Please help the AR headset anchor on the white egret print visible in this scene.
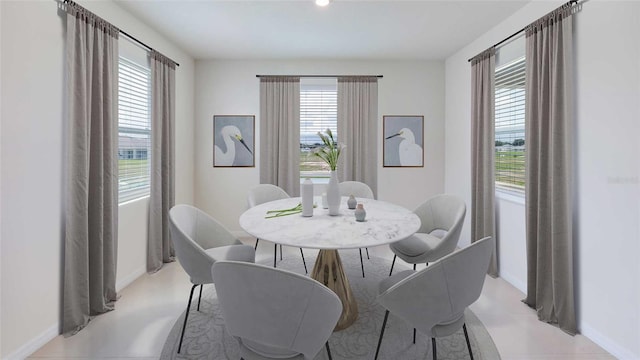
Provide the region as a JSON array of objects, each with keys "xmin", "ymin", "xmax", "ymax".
[
  {"xmin": 213, "ymin": 115, "xmax": 254, "ymax": 167},
  {"xmin": 383, "ymin": 115, "xmax": 424, "ymax": 167}
]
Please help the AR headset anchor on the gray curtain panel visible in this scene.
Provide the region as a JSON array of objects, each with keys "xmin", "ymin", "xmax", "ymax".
[
  {"xmin": 259, "ymin": 77, "xmax": 301, "ymax": 196},
  {"xmin": 147, "ymin": 51, "xmax": 176, "ymax": 273},
  {"xmin": 524, "ymin": 3, "xmax": 576, "ymax": 335},
  {"xmin": 63, "ymin": 2, "xmax": 119, "ymax": 335},
  {"xmin": 470, "ymin": 49, "xmax": 498, "ymax": 277},
  {"xmin": 337, "ymin": 77, "xmax": 379, "ymax": 198}
]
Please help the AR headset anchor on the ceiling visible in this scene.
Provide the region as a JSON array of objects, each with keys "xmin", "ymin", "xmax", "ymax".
[{"xmin": 115, "ymin": 0, "xmax": 530, "ymax": 60}]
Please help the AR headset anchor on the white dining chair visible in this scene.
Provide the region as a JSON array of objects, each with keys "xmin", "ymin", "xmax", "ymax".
[
  {"xmin": 375, "ymin": 237, "xmax": 494, "ymax": 360},
  {"xmin": 247, "ymin": 184, "xmax": 308, "ymax": 273},
  {"xmin": 388, "ymin": 194, "xmax": 466, "ymax": 276},
  {"xmin": 169, "ymin": 204, "xmax": 255, "ymax": 354},
  {"xmin": 339, "ymin": 181, "xmax": 374, "ymax": 278},
  {"xmin": 213, "ymin": 261, "xmax": 342, "ymax": 360}
]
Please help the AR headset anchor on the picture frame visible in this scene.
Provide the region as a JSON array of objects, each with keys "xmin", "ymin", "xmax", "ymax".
[
  {"xmin": 213, "ymin": 115, "xmax": 255, "ymax": 167},
  {"xmin": 383, "ymin": 115, "xmax": 424, "ymax": 167}
]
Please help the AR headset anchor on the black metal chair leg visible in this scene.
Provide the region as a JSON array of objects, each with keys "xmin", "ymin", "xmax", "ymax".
[
  {"xmin": 254, "ymin": 238, "xmax": 259, "ymax": 250},
  {"xmin": 359, "ymin": 248, "xmax": 365, "ymax": 278},
  {"xmin": 274, "ymin": 243, "xmax": 277, "ymax": 268},
  {"xmin": 178, "ymin": 284, "xmax": 198, "ymax": 354},
  {"xmin": 196, "ymin": 284, "xmax": 203, "ymax": 311},
  {"xmin": 366, "ymin": 247, "xmax": 370, "ymax": 259},
  {"xmin": 280, "ymin": 244, "xmax": 283, "ymax": 260},
  {"xmin": 325, "ymin": 341, "xmax": 333, "ymax": 360},
  {"xmin": 432, "ymin": 337, "xmax": 437, "ymax": 360},
  {"xmin": 463, "ymin": 323, "xmax": 474, "ymax": 360},
  {"xmin": 413, "ymin": 328, "xmax": 416, "ymax": 344},
  {"xmin": 413, "ymin": 263, "xmax": 417, "ymax": 271},
  {"xmin": 300, "ymin": 248, "xmax": 308, "ymax": 274},
  {"xmin": 389, "ymin": 255, "xmax": 396, "ymax": 276},
  {"xmin": 374, "ymin": 310, "xmax": 390, "ymax": 360}
]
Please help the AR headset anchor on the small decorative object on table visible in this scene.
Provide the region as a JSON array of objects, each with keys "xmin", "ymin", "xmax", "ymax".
[
  {"xmin": 301, "ymin": 178, "xmax": 314, "ymax": 217},
  {"xmin": 347, "ymin": 195, "xmax": 357, "ymax": 209},
  {"xmin": 355, "ymin": 203, "xmax": 366, "ymax": 222},
  {"xmin": 313, "ymin": 129, "xmax": 345, "ymax": 216}
]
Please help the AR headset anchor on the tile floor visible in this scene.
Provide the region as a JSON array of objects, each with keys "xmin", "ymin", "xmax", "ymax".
[{"xmin": 29, "ymin": 239, "xmax": 614, "ymax": 360}]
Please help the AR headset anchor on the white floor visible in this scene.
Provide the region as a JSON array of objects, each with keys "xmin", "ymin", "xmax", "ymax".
[{"xmin": 29, "ymin": 239, "xmax": 615, "ymax": 360}]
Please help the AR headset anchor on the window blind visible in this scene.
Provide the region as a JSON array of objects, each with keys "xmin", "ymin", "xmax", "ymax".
[
  {"xmin": 300, "ymin": 80, "xmax": 337, "ymax": 177},
  {"xmin": 495, "ymin": 56, "xmax": 526, "ymax": 191},
  {"xmin": 118, "ymin": 56, "xmax": 151, "ymax": 203}
]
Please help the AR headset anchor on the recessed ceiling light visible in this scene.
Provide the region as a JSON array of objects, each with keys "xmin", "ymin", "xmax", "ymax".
[{"xmin": 315, "ymin": 0, "xmax": 331, "ymax": 7}]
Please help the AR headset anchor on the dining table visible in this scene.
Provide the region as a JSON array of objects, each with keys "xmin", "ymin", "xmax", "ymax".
[{"xmin": 239, "ymin": 196, "xmax": 421, "ymax": 330}]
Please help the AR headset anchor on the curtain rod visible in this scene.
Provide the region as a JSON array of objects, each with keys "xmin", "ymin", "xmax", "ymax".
[
  {"xmin": 62, "ymin": 0, "xmax": 180, "ymax": 67},
  {"xmin": 467, "ymin": 0, "xmax": 578, "ymax": 62},
  {"xmin": 256, "ymin": 75, "xmax": 383, "ymax": 78}
]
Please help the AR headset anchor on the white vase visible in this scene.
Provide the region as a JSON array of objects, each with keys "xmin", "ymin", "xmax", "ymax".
[{"xmin": 326, "ymin": 170, "xmax": 341, "ymax": 216}]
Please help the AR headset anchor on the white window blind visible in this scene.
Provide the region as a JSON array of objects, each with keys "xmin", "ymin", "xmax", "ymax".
[
  {"xmin": 495, "ymin": 56, "xmax": 526, "ymax": 191},
  {"xmin": 300, "ymin": 79, "xmax": 337, "ymax": 179},
  {"xmin": 118, "ymin": 56, "xmax": 151, "ymax": 203}
]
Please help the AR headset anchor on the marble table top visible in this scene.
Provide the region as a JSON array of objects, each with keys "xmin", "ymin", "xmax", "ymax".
[{"xmin": 239, "ymin": 197, "xmax": 421, "ymax": 250}]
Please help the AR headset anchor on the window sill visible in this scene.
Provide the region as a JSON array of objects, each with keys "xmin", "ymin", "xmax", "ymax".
[
  {"xmin": 495, "ymin": 187, "xmax": 525, "ymax": 205},
  {"xmin": 119, "ymin": 195, "xmax": 150, "ymax": 207}
]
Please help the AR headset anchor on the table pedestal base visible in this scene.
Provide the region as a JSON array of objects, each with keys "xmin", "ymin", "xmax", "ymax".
[{"xmin": 310, "ymin": 249, "xmax": 358, "ymax": 331}]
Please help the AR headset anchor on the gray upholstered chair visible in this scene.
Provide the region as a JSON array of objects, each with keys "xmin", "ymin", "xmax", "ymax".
[
  {"xmin": 247, "ymin": 184, "xmax": 308, "ymax": 273},
  {"xmin": 169, "ymin": 204, "xmax": 255, "ymax": 354},
  {"xmin": 339, "ymin": 181, "xmax": 374, "ymax": 277},
  {"xmin": 374, "ymin": 237, "xmax": 495, "ymax": 360},
  {"xmin": 388, "ymin": 194, "xmax": 466, "ymax": 276},
  {"xmin": 212, "ymin": 261, "xmax": 342, "ymax": 360}
]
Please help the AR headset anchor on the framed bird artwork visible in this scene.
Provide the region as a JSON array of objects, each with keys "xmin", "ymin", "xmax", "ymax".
[
  {"xmin": 383, "ymin": 115, "xmax": 424, "ymax": 167},
  {"xmin": 213, "ymin": 115, "xmax": 255, "ymax": 167}
]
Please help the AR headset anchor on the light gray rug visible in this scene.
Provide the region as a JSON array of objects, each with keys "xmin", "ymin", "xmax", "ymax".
[{"xmin": 161, "ymin": 252, "xmax": 501, "ymax": 360}]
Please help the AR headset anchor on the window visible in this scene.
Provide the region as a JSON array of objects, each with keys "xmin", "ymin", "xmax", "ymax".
[
  {"xmin": 495, "ymin": 56, "xmax": 525, "ymax": 191},
  {"xmin": 118, "ymin": 56, "xmax": 151, "ymax": 203},
  {"xmin": 300, "ymin": 79, "xmax": 337, "ymax": 181}
]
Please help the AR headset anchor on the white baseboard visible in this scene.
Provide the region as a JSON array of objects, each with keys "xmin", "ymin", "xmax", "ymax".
[
  {"xmin": 581, "ymin": 323, "xmax": 639, "ymax": 360},
  {"xmin": 499, "ymin": 270, "xmax": 527, "ymax": 294},
  {"xmin": 116, "ymin": 266, "xmax": 146, "ymax": 292},
  {"xmin": 5, "ymin": 323, "xmax": 59, "ymax": 360}
]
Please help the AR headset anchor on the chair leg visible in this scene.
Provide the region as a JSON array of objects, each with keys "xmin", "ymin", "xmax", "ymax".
[
  {"xmin": 325, "ymin": 341, "xmax": 333, "ymax": 360},
  {"xmin": 413, "ymin": 328, "xmax": 416, "ymax": 344},
  {"xmin": 389, "ymin": 255, "xmax": 396, "ymax": 276},
  {"xmin": 254, "ymin": 238, "xmax": 259, "ymax": 250},
  {"xmin": 178, "ymin": 284, "xmax": 198, "ymax": 354},
  {"xmin": 463, "ymin": 323, "xmax": 474, "ymax": 360},
  {"xmin": 413, "ymin": 263, "xmax": 417, "ymax": 271},
  {"xmin": 431, "ymin": 338, "xmax": 437, "ymax": 360},
  {"xmin": 274, "ymin": 243, "xmax": 277, "ymax": 268},
  {"xmin": 300, "ymin": 248, "xmax": 308, "ymax": 274},
  {"xmin": 280, "ymin": 244, "xmax": 283, "ymax": 260},
  {"xmin": 196, "ymin": 284, "xmax": 203, "ymax": 311},
  {"xmin": 374, "ymin": 310, "xmax": 390, "ymax": 360},
  {"xmin": 359, "ymin": 248, "xmax": 365, "ymax": 278},
  {"xmin": 366, "ymin": 247, "xmax": 370, "ymax": 259}
]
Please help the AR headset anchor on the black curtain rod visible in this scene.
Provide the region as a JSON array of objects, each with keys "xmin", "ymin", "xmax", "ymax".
[
  {"xmin": 121, "ymin": 30, "xmax": 180, "ymax": 67},
  {"xmin": 256, "ymin": 75, "xmax": 383, "ymax": 78},
  {"xmin": 62, "ymin": 0, "xmax": 179, "ymax": 67},
  {"xmin": 467, "ymin": 0, "xmax": 578, "ymax": 62}
]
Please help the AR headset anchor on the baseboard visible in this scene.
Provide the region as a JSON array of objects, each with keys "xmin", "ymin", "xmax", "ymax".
[
  {"xmin": 116, "ymin": 265, "xmax": 146, "ymax": 292},
  {"xmin": 581, "ymin": 323, "xmax": 639, "ymax": 360},
  {"xmin": 498, "ymin": 270, "xmax": 527, "ymax": 294},
  {"xmin": 5, "ymin": 323, "xmax": 59, "ymax": 360}
]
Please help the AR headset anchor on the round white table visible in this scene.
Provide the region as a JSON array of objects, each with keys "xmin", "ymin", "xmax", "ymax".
[{"xmin": 239, "ymin": 196, "xmax": 421, "ymax": 330}]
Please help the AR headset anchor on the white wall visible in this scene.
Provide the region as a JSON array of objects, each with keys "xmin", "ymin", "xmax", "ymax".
[
  {"xmin": 445, "ymin": 1, "xmax": 640, "ymax": 358},
  {"xmin": 0, "ymin": 1, "xmax": 194, "ymax": 358},
  {"xmin": 194, "ymin": 60, "xmax": 445, "ymax": 233}
]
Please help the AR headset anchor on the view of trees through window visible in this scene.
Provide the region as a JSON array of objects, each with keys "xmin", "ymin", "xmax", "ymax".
[
  {"xmin": 300, "ymin": 79, "xmax": 337, "ymax": 180},
  {"xmin": 495, "ymin": 56, "xmax": 525, "ymax": 191}
]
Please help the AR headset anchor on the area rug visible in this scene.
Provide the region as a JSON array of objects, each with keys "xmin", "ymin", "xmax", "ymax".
[{"xmin": 160, "ymin": 252, "xmax": 501, "ymax": 360}]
